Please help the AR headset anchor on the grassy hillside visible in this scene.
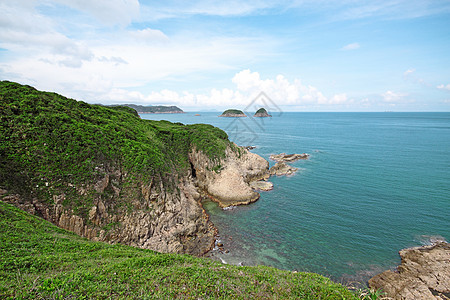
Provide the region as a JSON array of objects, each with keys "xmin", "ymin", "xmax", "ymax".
[
  {"xmin": 0, "ymin": 200, "xmax": 357, "ymax": 299},
  {"xmin": 0, "ymin": 81, "xmax": 231, "ymax": 209}
]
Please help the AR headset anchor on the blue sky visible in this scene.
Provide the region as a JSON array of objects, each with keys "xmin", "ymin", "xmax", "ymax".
[{"xmin": 1, "ymin": 1, "xmax": 450, "ymax": 111}]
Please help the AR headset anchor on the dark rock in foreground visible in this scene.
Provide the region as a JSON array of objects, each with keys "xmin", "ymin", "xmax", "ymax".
[{"xmin": 369, "ymin": 242, "xmax": 450, "ymax": 300}]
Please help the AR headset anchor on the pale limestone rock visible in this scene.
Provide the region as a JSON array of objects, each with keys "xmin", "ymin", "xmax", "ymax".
[
  {"xmin": 269, "ymin": 162, "xmax": 298, "ymax": 176},
  {"xmin": 189, "ymin": 145, "xmax": 269, "ymax": 208},
  {"xmin": 250, "ymin": 181, "xmax": 273, "ymax": 191},
  {"xmin": 369, "ymin": 242, "xmax": 450, "ymax": 300}
]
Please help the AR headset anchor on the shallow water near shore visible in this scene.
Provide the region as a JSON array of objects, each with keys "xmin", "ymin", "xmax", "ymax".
[{"xmin": 141, "ymin": 112, "xmax": 450, "ymax": 284}]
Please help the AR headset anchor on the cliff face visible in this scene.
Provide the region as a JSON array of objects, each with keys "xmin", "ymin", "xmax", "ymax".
[
  {"xmin": 1, "ymin": 143, "xmax": 270, "ymax": 255},
  {"xmin": 1, "ymin": 166, "xmax": 215, "ymax": 255},
  {"xmin": 190, "ymin": 145, "xmax": 269, "ymax": 207},
  {"xmin": 0, "ymin": 81, "xmax": 274, "ymax": 256}
]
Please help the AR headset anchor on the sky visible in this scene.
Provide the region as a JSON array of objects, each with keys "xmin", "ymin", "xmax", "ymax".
[{"xmin": 1, "ymin": 0, "xmax": 450, "ymax": 112}]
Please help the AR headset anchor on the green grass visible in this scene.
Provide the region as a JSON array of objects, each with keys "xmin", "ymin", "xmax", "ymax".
[{"xmin": 0, "ymin": 200, "xmax": 358, "ymax": 299}]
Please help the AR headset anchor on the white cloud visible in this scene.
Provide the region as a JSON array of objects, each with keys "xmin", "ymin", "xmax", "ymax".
[
  {"xmin": 0, "ymin": 1, "xmax": 94, "ymax": 68},
  {"xmin": 52, "ymin": 0, "xmax": 140, "ymax": 26},
  {"xmin": 341, "ymin": 42, "xmax": 360, "ymax": 51},
  {"xmin": 437, "ymin": 84, "xmax": 450, "ymax": 91},
  {"xmin": 404, "ymin": 68, "xmax": 415, "ymax": 76},
  {"xmin": 382, "ymin": 90, "xmax": 407, "ymax": 102},
  {"xmin": 129, "ymin": 28, "xmax": 169, "ymax": 43},
  {"xmin": 92, "ymin": 70, "xmax": 352, "ymax": 110}
]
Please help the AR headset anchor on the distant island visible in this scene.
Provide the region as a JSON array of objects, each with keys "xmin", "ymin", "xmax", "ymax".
[
  {"xmin": 254, "ymin": 108, "xmax": 271, "ymax": 117},
  {"xmin": 113, "ymin": 104, "xmax": 184, "ymax": 114},
  {"xmin": 219, "ymin": 109, "xmax": 246, "ymax": 117}
]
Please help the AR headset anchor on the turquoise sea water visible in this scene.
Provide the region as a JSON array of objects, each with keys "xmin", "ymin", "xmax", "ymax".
[{"xmin": 141, "ymin": 112, "xmax": 450, "ymax": 284}]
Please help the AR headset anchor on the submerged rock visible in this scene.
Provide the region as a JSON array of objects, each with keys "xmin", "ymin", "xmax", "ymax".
[
  {"xmin": 368, "ymin": 242, "xmax": 450, "ymax": 300},
  {"xmin": 269, "ymin": 162, "xmax": 298, "ymax": 176},
  {"xmin": 250, "ymin": 181, "xmax": 274, "ymax": 191},
  {"xmin": 270, "ymin": 153, "xmax": 309, "ymax": 162}
]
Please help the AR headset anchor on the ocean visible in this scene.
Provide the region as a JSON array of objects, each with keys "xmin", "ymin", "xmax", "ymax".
[{"xmin": 140, "ymin": 112, "xmax": 450, "ymax": 284}]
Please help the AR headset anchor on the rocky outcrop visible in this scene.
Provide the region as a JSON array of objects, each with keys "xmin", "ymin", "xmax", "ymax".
[
  {"xmin": 254, "ymin": 108, "xmax": 271, "ymax": 117},
  {"xmin": 0, "ymin": 143, "xmax": 273, "ymax": 255},
  {"xmin": 269, "ymin": 162, "xmax": 298, "ymax": 176},
  {"xmin": 368, "ymin": 242, "xmax": 450, "ymax": 300},
  {"xmin": 1, "ymin": 167, "xmax": 215, "ymax": 256},
  {"xmin": 219, "ymin": 109, "xmax": 246, "ymax": 117},
  {"xmin": 190, "ymin": 145, "xmax": 269, "ymax": 208},
  {"xmin": 249, "ymin": 181, "xmax": 273, "ymax": 191},
  {"xmin": 270, "ymin": 153, "xmax": 309, "ymax": 162}
]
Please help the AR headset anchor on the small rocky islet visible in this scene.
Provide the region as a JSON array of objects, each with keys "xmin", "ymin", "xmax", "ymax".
[
  {"xmin": 218, "ymin": 109, "xmax": 246, "ymax": 117},
  {"xmin": 218, "ymin": 107, "xmax": 272, "ymax": 117},
  {"xmin": 254, "ymin": 107, "xmax": 272, "ymax": 117}
]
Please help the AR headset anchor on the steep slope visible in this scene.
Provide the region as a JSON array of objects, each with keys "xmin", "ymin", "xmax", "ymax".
[
  {"xmin": 0, "ymin": 200, "xmax": 357, "ymax": 299},
  {"xmin": 0, "ymin": 81, "xmax": 271, "ymax": 255},
  {"xmin": 0, "ymin": 81, "xmax": 235, "ymax": 255}
]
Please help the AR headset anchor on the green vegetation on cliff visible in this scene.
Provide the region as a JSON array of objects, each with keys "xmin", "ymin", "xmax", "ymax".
[
  {"xmin": 0, "ymin": 200, "xmax": 357, "ymax": 299},
  {"xmin": 0, "ymin": 81, "xmax": 229, "ymax": 210}
]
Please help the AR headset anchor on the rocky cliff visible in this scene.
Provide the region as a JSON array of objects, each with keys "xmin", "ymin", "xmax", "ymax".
[
  {"xmin": 0, "ymin": 80, "xmax": 278, "ymax": 256},
  {"xmin": 190, "ymin": 146, "xmax": 269, "ymax": 207},
  {"xmin": 369, "ymin": 242, "xmax": 450, "ymax": 300},
  {"xmin": 0, "ymin": 143, "xmax": 270, "ymax": 256},
  {"xmin": 0, "ymin": 167, "xmax": 216, "ymax": 256}
]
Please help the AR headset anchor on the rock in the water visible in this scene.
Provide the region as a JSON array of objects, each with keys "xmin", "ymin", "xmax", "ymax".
[
  {"xmin": 253, "ymin": 108, "xmax": 271, "ymax": 117},
  {"xmin": 190, "ymin": 145, "xmax": 270, "ymax": 208},
  {"xmin": 219, "ymin": 109, "xmax": 246, "ymax": 117},
  {"xmin": 270, "ymin": 153, "xmax": 309, "ymax": 162},
  {"xmin": 250, "ymin": 181, "xmax": 273, "ymax": 191},
  {"xmin": 368, "ymin": 242, "xmax": 450, "ymax": 300},
  {"xmin": 269, "ymin": 162, "xmax": 298, "ymax": 176}
]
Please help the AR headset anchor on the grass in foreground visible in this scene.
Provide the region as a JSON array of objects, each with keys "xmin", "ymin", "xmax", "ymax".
[{"xmin": 0, "ymin": 201, "xmax": 358, "ymax": 299}]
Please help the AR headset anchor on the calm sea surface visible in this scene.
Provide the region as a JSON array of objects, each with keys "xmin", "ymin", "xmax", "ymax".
[{"xmin": 141, "ymin": 112, "xmax": 450, "ymax": 284}]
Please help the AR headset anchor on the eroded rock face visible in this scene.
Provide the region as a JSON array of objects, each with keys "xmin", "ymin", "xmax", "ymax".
[
  {"xmin": 1, "ymin": 166, "xmax": 215, "ymax": 256},
  {"xmin": 368, "ymin": 242, "xmax": 450, "ymax": 300},
  {"xmin": 190, "ymin": 145, "xmax": 270, "ymax": 208},
  {"xmin": 1, "ymin": 144, "xmax": 273, "ymax": 256}
]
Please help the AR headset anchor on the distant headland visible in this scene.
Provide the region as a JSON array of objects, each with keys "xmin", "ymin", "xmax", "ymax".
[{"xmin": 112, "ymin": 104, "xmax": 184, "ymax": 114}]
